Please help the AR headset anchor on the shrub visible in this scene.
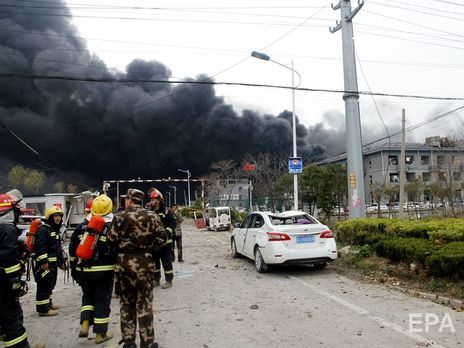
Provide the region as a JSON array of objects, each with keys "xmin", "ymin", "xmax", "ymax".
[
  {"xmin": 374, "ymin": 237, "xmax": 437, "ymax": 265},
  {"xmin": 334, "ymin": 218, "xmax": 392, "ymax": 245},
  {"xmin": 425, "ymin": 242, "xmax": 464, "ymax": 278}
]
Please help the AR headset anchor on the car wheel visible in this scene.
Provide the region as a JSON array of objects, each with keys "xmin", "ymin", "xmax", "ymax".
[
  {"xmin": 313, "ymin": 263, "xmax": 327, "ymax": 270},
  {"xmin": 231, "ymin": 238, "xmax": 240, "ymax": 258},
  {"xmin": 213, "ymin": 225, "xmax": 218, "ymax": 232},
  {"xmin": 254, "ymin": 247, "xmax": 267, "ymax": 273}
]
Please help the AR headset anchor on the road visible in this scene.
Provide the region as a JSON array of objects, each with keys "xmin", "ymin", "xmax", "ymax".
[{"xmin": 18, "ymin": 221, "xmax": 463, "ymax": 348}]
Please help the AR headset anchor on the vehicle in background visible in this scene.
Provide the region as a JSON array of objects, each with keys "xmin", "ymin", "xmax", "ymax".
[
  {"xmin": 205, "ymin": 206, "xmax": 231, "ymax": 231},
  {"xmin": 230, "ymin": 211, "xmax": 337, "ymax": 272},
  {"xmin": 17, "ymin": 214, "xmax": 45, "ymax": 243},
  {"xmin": 22, "ymin": 191, "xmax": 96, "ymax": 228}
]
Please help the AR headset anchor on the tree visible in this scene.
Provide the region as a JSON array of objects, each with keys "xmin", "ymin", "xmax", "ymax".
[
  {"xmin": 369, "ymin": 182, "xmax": 385, "ymax": 217},
  {"xmin": 53, "ymin": 181, "xmax": 65, "ymax": 193},
  {"xmin": 8, "ymin": 165, "xmax": 27, "ymax": 189},
  {"xmin": 273, "ymin": 173, "xmax": 293, "ymax": 211},
  {"xmin": 67, "ymin": 184, "xmax": 78, "ymax": 193},
  {"xmin": 383, "ymin": 184, "xmax": 399, "ymax": 215},
  {"xmin": 405, "ymin": 177, "xmax": 424, "ymax": 203},
  {"xmin": 24, "ymin": 170, "xmax": 45, "ymax": 193}
]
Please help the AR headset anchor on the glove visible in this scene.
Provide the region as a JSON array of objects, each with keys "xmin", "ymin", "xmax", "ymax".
[{"xmin": 10, "ymin": 277, "xmax": 28, "ymax": 297}]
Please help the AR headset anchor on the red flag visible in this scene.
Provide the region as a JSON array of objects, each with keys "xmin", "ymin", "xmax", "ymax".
[{"xmin": 244, "ymin": 163, "xmax": 256, "ymax": 172}]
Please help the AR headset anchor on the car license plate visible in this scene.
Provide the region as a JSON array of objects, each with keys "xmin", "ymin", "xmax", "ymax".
[{"xmin": 296, "ymin": 235, "xmax": 315, "ymax": 244}]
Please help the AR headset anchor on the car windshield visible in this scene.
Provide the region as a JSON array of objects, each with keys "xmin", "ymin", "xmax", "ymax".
[
  {"xmin": 269, "ymin": 213, "xmax": 317, "ymax": 226},
  {"xmin": 217, "ymin": 208, "xmax": 229, "ymax": 215}
]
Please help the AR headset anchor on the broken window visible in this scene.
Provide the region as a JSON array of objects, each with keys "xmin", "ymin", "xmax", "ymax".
[
  {"xmin": 421, "ymin": 156, "xmax": 429, "ymax": 165},
  {"xmin": 422, "ymin": 172, "xmax": 431, "ymax": 182},
  {"xmin": 390, "ymin": 173, "xmax": 399, "ymax": 183},
  {"xmin": 388, "ymin": 156, "xmax": 398, "ymax": 165},
  {"xmin": 405, "ymin": 156, "xmax": 414, "ymax": 165}
]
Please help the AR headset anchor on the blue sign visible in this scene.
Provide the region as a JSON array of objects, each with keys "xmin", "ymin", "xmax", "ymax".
[{"xmin": 288, "ymin": 157, "xmax": 303, "ymax": 173}]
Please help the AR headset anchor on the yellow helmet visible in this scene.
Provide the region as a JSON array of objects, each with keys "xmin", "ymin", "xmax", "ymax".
[
  {"xmin": 91, "ymin": 194, "xmax": 113, "ymax": 216},
  {"xmin": 45, "ymin": 206, "xmax": 63, "ymax": 219}
]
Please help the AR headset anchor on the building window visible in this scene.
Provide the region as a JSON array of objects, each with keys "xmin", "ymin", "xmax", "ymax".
[
  {"xmin": 421, "ymin": 156, "xmax": 430, "ymax": 165},
  {"xmin": 454, "ymin": 172, "xmax": 461, "ymax": 181},
  {"xmin": 438, "ymin": 172, "xmax": 446, "ymax": 180},
  {"xmin": 388, "ymin": 156, "xmax": 398, "ymax": 165},
  {"xmin": 422, "ymin": 172, "xmax": 431, "ymax": 182},
  {"xmin": 368, "ymin": 160, "xmax": 372, "ymax": 166},
  {"xmin": 437, "ymin": 155, "xmax": 445, "ymax": 165},
  {"xmin": 390, "ymin": 173, "xmax": 399, "ymax": 183},
  {"xmin": 406, "ymin": 173, "xmax": 416, "ymax": 182},
  {"xmin": 405, "ymin": 156, "xmax": 414, "ymax": 165}
]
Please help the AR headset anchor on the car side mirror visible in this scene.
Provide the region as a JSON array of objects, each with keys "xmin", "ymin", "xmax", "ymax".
[{"xmin": 234, "ymin": 223, "xmax": 241, "ymax": 228}]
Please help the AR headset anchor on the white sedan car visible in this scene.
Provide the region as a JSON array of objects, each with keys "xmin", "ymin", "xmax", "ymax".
[{"xmin": 230, "ymin": 211, "xmax": 337, "ymax": 272}]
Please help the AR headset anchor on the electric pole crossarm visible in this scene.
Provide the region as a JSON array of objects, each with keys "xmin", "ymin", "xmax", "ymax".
[
  {"xmin": 329, "ymin": 20, "xmax": 341, "ymax": 33},
  {"xmin": 331, "ymin": 2, "xmax": 340, "ymax": 10},
  {"xmin": 346, "ymin": 0, "xmax": 364, "ymax": 22}
]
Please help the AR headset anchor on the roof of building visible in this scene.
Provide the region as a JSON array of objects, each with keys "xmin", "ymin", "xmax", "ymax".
[{"xmin": 318, "ymin": 141, "xmax": 464, "ymax": 165}]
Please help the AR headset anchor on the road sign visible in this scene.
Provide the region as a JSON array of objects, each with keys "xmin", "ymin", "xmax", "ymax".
[{"xmin": 288, "ymin": 157, "xmax": 302, "ymax": 174}]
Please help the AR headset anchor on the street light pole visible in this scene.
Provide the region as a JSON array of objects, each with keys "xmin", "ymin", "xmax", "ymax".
[
  {"xmin": 251, "ymin": 51, "xmax": 301, "ymax": 211},
  {"xmin": 178, "ymin": 168, "xmax": 191, "ymax": 207},
  {"xmin": 169, "ymin": 185, "xmax": 177, "ymax": 205},
  {"xmin": 165, "ymin": 191, "xmax": 171, "ymax": 208}
]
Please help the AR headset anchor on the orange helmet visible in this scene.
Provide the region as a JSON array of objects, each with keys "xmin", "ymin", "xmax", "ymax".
[
  {"xmin": 150, "ymin": 189, "xmax": 163, "ymax": 201},
  {"xmin": 85, "ymin": 198, "xmax": 94, "ymax": 213}
]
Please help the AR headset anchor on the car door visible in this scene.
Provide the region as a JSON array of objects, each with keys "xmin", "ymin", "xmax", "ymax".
[
  {"xmin": 243, "ymin": 214, "xmax": 265, "ymax": 258},
  {"xmin": 235, "ymin": 215, "xmax": 253, "ymax": 252}
]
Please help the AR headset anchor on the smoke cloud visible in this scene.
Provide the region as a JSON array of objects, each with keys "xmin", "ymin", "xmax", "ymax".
[{"xmin": 0, "ymin": 0, "xmax": 329, "ymax": 189}]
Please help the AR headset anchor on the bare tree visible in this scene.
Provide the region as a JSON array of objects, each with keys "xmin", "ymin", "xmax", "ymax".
[
  {"xmin": 8, "ymin": 164, "xmax": 27, "ymax": 189},
  {"xmin": 243, "ymin": 153, "xmax": 287, "ymax": 211}
]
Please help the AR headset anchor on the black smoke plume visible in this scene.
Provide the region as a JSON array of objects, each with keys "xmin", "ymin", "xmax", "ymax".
[{"xmin": 0, "ymin": 0, "xmax": 328, "ymax": 189}]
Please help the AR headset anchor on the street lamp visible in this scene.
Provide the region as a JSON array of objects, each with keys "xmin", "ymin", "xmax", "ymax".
[
  {"xmin": 169, "ymin": 185, "xmax": 177, "ymax": 205},
  {"xmin": 251, "ymin": 51, "xmax": 301, "ymax": 211},
  {"xmin": 165, "ymin": 191, "xmax": 171, "ymax": 208},
  {"xmin": 177, "ymin": 168, "xmax": 191, "ymax": 207}
]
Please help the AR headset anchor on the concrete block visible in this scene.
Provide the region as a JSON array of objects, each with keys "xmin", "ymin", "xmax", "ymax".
[{"xmin": 417, "ymin": 292, "xmax": 437, "ymax": 301}]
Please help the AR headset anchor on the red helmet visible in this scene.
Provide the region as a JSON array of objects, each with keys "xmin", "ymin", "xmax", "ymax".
[
  {"xmin": 150, "ymin": 189, "xmax": 163, "ymax": 201},
  {"xmin": 85, "ymin": 198, "xmax": 94, "ymax": 213},
  {"xmin": 0, "ymin": 194, "xmax": 18, "ymax": 213}
]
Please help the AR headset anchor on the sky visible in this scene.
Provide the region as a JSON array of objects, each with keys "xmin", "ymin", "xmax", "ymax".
[{"xmin": 65, "ymin": 0, "xmax": 464, "ymax": 145}]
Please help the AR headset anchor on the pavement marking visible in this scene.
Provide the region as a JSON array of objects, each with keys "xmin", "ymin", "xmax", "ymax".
[{"xmin": 290, "ymin": 276, "xmax": 447, "ymax": 348}]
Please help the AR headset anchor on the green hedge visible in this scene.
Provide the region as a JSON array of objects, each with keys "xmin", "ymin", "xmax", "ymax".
[
  {"xmin": 335, "ymin": 218, "xmax": 464, "ymax": 278},
  {"xmin": 335, "ymin": 218, "xmax": 464, "ymax": 244}
]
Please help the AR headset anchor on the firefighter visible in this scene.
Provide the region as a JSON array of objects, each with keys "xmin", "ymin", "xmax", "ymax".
[
  {"xmin": 34, "ymin": 206, "xmax": 64, "ymax": 316},
  {"xmin": 108, "ymin": 189, "xmax": 166, "ymax": 348},
  {"xmin": 69, "ymin": 194, "xmax": 115, "ymax": 344},
  {"xmin": 0, "ymin": 190, "xmax": 46, "ymax": 348},
  {"xmin": 170, "ymin": 204, "xmax": 184, "ymax": 262},
  {"xmin": 149, "ymin": 189, "xmax": 176, "ymax": 289}
]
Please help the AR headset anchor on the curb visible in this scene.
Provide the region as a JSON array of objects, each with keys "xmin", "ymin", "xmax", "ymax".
[{"xmin": 388, "ymin": 286, "xmax": 464, "ymax": 311}]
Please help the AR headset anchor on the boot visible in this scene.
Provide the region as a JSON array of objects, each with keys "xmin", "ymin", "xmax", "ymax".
[
  {"xmin": 161, "ymin": 281, "xmax": 172, "ymax": 289},
  {"xmin": 51, "ymin": 304, "xmax": 60, "ymax": 310},
  {"xmin": 154, "ymin": 279, "xmax": 160, "ymax": 287},
  {"xmin": 78, "ymin": 320, "xmax": 89, "ymax": 338},
  {"xmin": 95, "ymin": 332, "xmax": 113, "ymax": 344},
  {"xmin": 152, "ymin": 343, "xmax": 159, "ymax": 348},
  {"xmin": 38, "ymin": 309, "xmax": 59, "ymax": 317}
]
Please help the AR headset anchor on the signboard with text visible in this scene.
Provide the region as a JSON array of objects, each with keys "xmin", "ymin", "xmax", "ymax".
[{"xmin": 288, "ymin": 157, "xmax": 303, "ymax": 174}]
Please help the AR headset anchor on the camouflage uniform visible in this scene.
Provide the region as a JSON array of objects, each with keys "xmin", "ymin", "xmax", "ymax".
[{"xmin": 108, "ymin": 190, "xmax": 166, "ymax": 348}]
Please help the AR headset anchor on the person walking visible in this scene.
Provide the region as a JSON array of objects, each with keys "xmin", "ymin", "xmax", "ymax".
[
  {"xmin": 34, "ymin": 205, "xmax": 64, "ymax": 316},
  {"xmin": 108, "ymin": 189, "xmax": 166, "ymax": 348},
  {"xmin": 170, "ymin": 204, "xmax": 184, "ymax": 262},
  {"xmin": 69, "ymin": 194, "xmax": 115, "ymax": 344},
  {"xmin": 148, "ymin": 189, "xmax": 175, "ymax": 289}
]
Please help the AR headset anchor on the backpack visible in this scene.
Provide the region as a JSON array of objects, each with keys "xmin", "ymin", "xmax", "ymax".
[{"xmin": 26, "ymin": 219, "xmax": 42, "ymax": 253}]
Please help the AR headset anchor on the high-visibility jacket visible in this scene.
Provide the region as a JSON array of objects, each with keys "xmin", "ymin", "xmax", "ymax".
[
  {"xmin": 0, "ymin": 223, "xmax": 22, "ymax": 285},
  {"xmin": 34, "ymin": 222, "xmax": 61, "ymax": 268},
  {"xmin": 69, "ymin": 221, "xmax": 116, "ymax": 278}
]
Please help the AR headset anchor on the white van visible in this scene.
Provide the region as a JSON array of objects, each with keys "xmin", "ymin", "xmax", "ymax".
[{"xmin": 205, "ymin": 207, "xmax": 231, "ymax": 231}]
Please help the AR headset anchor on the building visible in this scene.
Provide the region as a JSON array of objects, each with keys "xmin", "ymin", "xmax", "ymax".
[
  {"xmin": 320, "ymin": 136, "xmax": 464, "ymax": 204},
  {"xmin": 207, "ymin": 179, "xmax": 251, "ymax": 211}
]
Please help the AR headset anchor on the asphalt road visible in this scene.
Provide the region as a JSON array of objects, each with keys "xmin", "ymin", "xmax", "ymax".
[{"xmin": 18, "ymin": 221, "xmax": 463, "ymax": 348}]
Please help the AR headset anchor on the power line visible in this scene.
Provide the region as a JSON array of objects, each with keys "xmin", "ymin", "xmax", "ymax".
[
  {"xmin": 429, "ymin": 0, "xmax": 464, "ymax": 7},
  {"xmin": 370, "ymin": 1, "xmax": 464, "ymax": 22},
  {"xmin": 364, "ymin": 9, "xmax": 464, "ymax": 39},
  {"xmin": 0, "ymin": 73, "xmax": 462, "ymax": 101},
  {"xmin": 382, "ymin": 0, "xmax": 464, "ymax": 16}
]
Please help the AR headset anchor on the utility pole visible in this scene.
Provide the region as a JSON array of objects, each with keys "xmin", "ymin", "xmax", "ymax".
[
  {"xmin": 330, "ymin": 0, "xmax": 366, "ymax": 219},
  {"xmin": 399, "ymin": 109, "xmax": 406, "ymax": 219}
]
